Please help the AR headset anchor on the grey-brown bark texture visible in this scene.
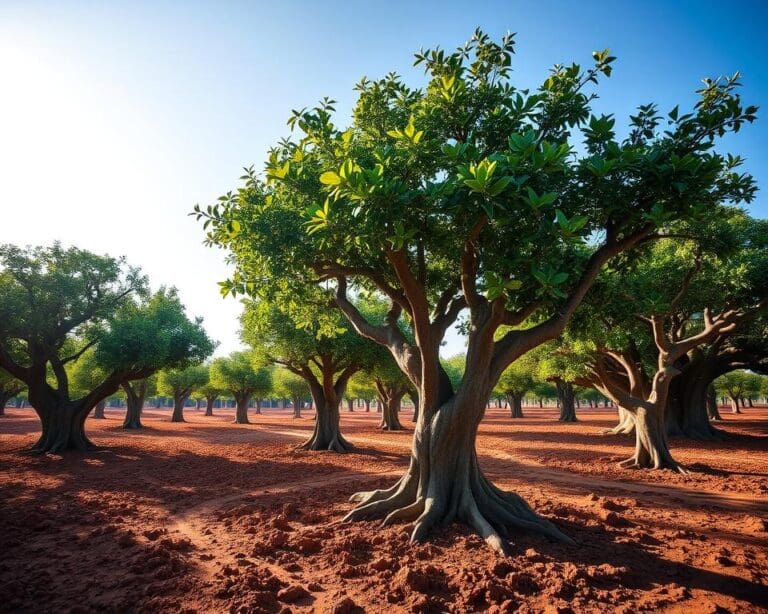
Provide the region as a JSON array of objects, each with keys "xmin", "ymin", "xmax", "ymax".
[
  {"xmin": 555, "ymin": 380, "xmax": 577, "ymax": 422},
  {"xmin": 233, "ymin": 394, "xmax": 251, "ymax": 424},
  {"xmin": 92, "ymin": 400, "xmax": 106, "ymax": 419},
  {"xmin": 507, "ymin": 393, "xmax": 524, "ymax": 418}
]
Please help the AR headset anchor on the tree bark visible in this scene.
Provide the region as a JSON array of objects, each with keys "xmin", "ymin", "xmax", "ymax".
[
  {"xmin": 556, "ymin": 380, "xmax": 577, "ymax": 422},
  {"xmin": 254, "ymin": 399, "xmax": 262, "ymax": 414},
  {"xmin": 364, "ymin": 399, "xmax": 370, "ymax": 412},
  {"xmin": 0, "ymin": 392, "xmax": 10, "ymax": 417},
  {"xmin": 377, "ymin": 384, "xmax": 404, "ymax": 431},
  {"xmin": 347, "ymin": 398, "xmax": 355, "ymax": 412},
  {"xmin": 122, "ymin": 381, "xmax": 147, "ymax": 429},
  {"xmin": 664, "ymin": 359, "xmax": 726, "ymax": 440},
  {"xmin": 507, "ymin": 393, "xmax": 524, "ymax": 418},
  {"xmin": 292, "ymin": 396, "xmax": 302, "ymax": 418},
  {"xmin": 706, "ymin": 385, "xmax": 722, "ymax": 421},
  {"xmin": 29, "ymin": 387, "xmax": 96, "ymax": 453},
  {"xmin": 299, "ymin": 363, "xmax": 355, "ymax": 452},
  {"xmin": 92, "ymin": 400, "xmax": 106, "ymax": 419},
  {"xmin": 730, "ymin": 396, "xmax": 741, "ymax": 414},
  {"xmin": 170, "ymin": 394, "xmax": 188, "ymax": 422},
  {"xmin": 205, "ymin": 396, "xmax": 215, "ymax": 416},
  {"xmin": 233, "ymin": 394, "xmax": 251, "ymax": 424},
  {"xmin": 621, "ymin": 405, "xmax": 684, "ymax": 472},
  {"xmin": 600, "ymin": 406, "xmax": 635, "ymax": 435}
]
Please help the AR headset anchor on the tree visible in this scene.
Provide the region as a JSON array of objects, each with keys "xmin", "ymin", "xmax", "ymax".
[
  {"xmin": 0, "ymin": 370, "xmax": 24, "ymax": 417},
  {"xmin": 157, "ymin": 365, "xmax": 210, "ymax": 423},
  {"xmin": 495, "ymin": 352, "xmax": 536, "ymax": 418},
  {"xmin": 122, "ymin": 376, "xmax": 157, "ymax": 429},
  {"xmin": 196, "ymin": 31, "xmax": 756, "ymax": 553},
  {"xmin": 210, "ymin": 351, "xmax": 272, "ymax": 424},
  {"xmin": 242, "ymin": 299, "xmax": 373, "ymax": 451},
  {"xmin": 195, "ymin": 374, "xmax": 224, "ymax": 417},
  {"xmin": 273, "ymin": 368, "xmax": 309, "ymax": 418},
  {"xmin": 0, "ymin": 244, "xmax": 152, "ymax": 452},
  {"xmin": 347, "ymin": 372, "xmax": 377, "ymax": 413}
]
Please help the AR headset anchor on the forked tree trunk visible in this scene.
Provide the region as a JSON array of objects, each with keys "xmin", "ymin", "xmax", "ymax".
[
  {"xmin": 601, "ymin": 406, "xmax": 635, "ymax": 435},
  {"xmin": 378, "ymin": 389, "xmax": 404, "ymax": 430},
  {"xmin": 233, "ymin": 394, "xmax": 251, "ymax": 424},
  {"xmin": 730, "ymin": 397, "xmax": 741, "ymax": 414},
  {"xmin": 92, "ymin": 400, "xmax": 106, "ymax": 419},
  {"xmin": 621, "ymin": 405, "xmax": 685, "ymax": 473},
  {"xmin": 292, "ymin": 396, "xmax": 302, "ymax": 418},
  {"xmin": 205, "ymin": 396, "xmax": 215, "ymax": 416},
  {"xmin": 299, "ymin": 365, "xmax": 355, "ymax": 452},
  {"xmin": 507, "ymin": 393, "xmax": 524, "ymax": 418},
  {"xmin": 556, "ymin": 380, "xmax": 577, "ymax": 422},
  {"xmin": 122, "ymin": 381, "xmax": 147, "ymax": 429},
  {"xmin": 170, "ymin": 394, "xmax": 188, "ymax": 423}
]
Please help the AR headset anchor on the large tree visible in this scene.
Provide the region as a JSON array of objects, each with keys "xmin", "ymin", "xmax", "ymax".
[
  {"xmin": 210, "ymin": 351, "xmax": 272, "ymax": 424},
  {"xmin": 196, "ymin": 32, "xmax": 756, "ymax": 552}
]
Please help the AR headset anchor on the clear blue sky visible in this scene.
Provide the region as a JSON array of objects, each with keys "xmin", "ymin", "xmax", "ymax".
[{"xmin": 1, "ymin": 0, "xmax": 766, "ymax": 356}]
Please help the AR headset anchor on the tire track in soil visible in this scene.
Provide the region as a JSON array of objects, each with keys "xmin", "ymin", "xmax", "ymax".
[{"xmin": 169, "ymin": 469, "xmax": 401, "ymax": 583}]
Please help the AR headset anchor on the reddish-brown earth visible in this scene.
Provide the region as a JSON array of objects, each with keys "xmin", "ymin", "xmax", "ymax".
[{"xmin": 1, "ymin": 404, "xmax": 766, "ymax": 613}]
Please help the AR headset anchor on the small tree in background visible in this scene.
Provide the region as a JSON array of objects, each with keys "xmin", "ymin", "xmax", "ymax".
[
  {"xmin": 210, "ymin": 351, "xmax": 272, "ymax": 424},
  {"xmin": 273, "ymin": 368, "xmax": 309, "ymax": 418},
  {"xmin": 158, "ymin": 365, "xmax": 210, "ymax": 423},
  {"xmin": 0, "ymin": 370, "xmax": 24, "ymax": 417}
]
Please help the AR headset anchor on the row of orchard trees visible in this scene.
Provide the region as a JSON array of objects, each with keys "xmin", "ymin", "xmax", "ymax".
[{"xmin": 194, "ymin": 30, "xmax": 765, "ymax": 553}]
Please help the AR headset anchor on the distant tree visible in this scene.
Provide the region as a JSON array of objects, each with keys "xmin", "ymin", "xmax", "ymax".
[
  {"xmin": 347, "ymin": 372, "xmax": 377, "ymax": 413},
  {"xmin": 122, "ymin": 376, "xmax": 157, "ymax": 429},
  {"xmin": 157, "ymin": 365, "xmax": 210, "ymax": 423},
  {"xmin": 495, "ymin": 352, "xmax": 536, "ymax": 418},
  {"xmin": 210, "ymin": 351, "xmax": 272, "ymax": 424},
  {"xmin": 195, "ymin": 372, "xmax": 224, "ymax": 417},
  {"xmin": 0, "ymin": 370, "xmax": 24, "ymax": 417},
  {"xmin": 273, "ymin": 368, "xmax": 310, "ymax": 418},
  {"xmin": 243, "ymin": 299, "xmax": 375, "ymax": 451}
]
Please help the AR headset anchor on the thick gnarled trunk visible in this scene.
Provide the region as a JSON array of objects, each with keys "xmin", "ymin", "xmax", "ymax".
[
  {"xmin": 621, "ymin": 405, "xmax": 685, "ymax": 473},
  {"xmin": 30, "ymin": 395, "xmax": 96, "ymax": 453},
  {"xmin": 170, "ymin": 394, "xmax": 188, "ymax": 422},
  {"xmin": 507, "ymin": 393, "xmax": 523, "ymax": 418},
  {"xmin": 233, "ymin": 395, "xmax": 251, "ymax": 424},
  {"xmin": 665, "ymin": 361, "xmax": 726, "ymax": 440},
  {"xmin": 300, "ymin": 365, "xmax": 354, "ymax": 452},
  {"xmin": 123, "ymin": 381, "xmax": 147, "ymax": 429}
]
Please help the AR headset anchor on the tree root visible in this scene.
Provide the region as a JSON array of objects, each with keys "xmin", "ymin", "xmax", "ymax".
[
  {"xmin": 618, "ymin": 455, "xmax": 690, "ymax": 475},
  {"xmin": 343, "ymin": 459, "xmax": 575, "ymax": 555},
  {"xmin": 299, "ymin": 432, "xmax": 354, "ymax": 453}
]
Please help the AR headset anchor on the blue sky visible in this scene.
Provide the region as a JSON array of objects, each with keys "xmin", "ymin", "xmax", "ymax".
[{"xmin": 1, "ymin": 0, "xmax": 766, "ymax": 356}]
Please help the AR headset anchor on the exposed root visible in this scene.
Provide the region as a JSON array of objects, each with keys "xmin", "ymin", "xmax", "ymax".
[
  {"xmin": 299, "ymin": 432, "xmax": 354, "ymax": 453},
  {"xmin": 619, "ymin": 455, "xmax": 690, "ymax": 475}
]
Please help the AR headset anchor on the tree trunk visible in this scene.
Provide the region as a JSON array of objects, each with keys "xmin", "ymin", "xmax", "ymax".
[
  {"xmin": 29, "ymin": 390, "xmax": 96, "ymax": 453},
  {"xmin": 254, "ymin": 399, "xmax": 262, "ymax": 414},
  {"xmin": 538, "ymin": 398, "xmax": 543, "ymax": 408},
  {"xmin": 507, "ymin": 393, "xmax": 524, "ymax": 418},
  {"xmin": 730, "ymin": 397, "xmax": 741, "ymax": 414},
  {"xmin": 0, "ymin": 392, "xmax": 10, "ymax": 417},
  {"xmin": 234, "ymin": 395, "xmax": 251, "ymax": 424},
  {"xmin": 345, "ymin": 382, "xmax": 572, "ymax": 555},
  {"xmin": 600, "ymin": 406, "xmax": 635, "ymax": 435},
  {"xmin": 706, "ymin": 385, "xmax": 722, "ymax": 421},
  {"xmin": 410, "ymin": 392, "xmax": 419, "ymax": 423},
  {"xmin": 364, "ymin": 399, "xmax": 370, "ymax": 412},
  {"xmin": 170, "ymin": 394, "xmax": 188, "ymax": 422},
  {"xmin": 92, "ymin": 400, "xmax": 106, "ymax": 419},
  {"xmin": 556, "ymin": 381, "xmax": 577, "ymax": 422},
  {"xmin": 347, "ymin": 398, "xmax": 355, "ymax": 412},
  {"xmin": 621, "ymin": 405, "xmax": 685, "ymax": 473},
  {"xmin": 665, "ymin": 362, "xmax": 726, "ymax": 440},
  {"xmin": 122, "ymin": 381, "xmax": 146, "ymax": 429},
  {"xmin": 378, "ymin": 392, "xmax": 404, "ymax": 431},
  {"xmin": 292, "ymin": 396, "xmax": 302, "ymax": 418},
  {"xmin": 302, "ymin": 396, "xmax": 351, "ymax": 451},
  {"xmin": 205, "ymin": 396, "xmax": 215, "ymax": 416}
]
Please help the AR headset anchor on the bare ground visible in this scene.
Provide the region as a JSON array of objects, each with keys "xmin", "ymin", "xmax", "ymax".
[{"xmin": 1, "ymin": 404, "xmax": 766, "ymax": 613}]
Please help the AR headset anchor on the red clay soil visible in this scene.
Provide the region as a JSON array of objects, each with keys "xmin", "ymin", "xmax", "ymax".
[{"xmin": 1, "ymin": 404, "xmax": 766, "ymax": 613}]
